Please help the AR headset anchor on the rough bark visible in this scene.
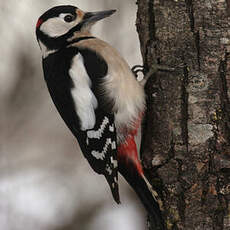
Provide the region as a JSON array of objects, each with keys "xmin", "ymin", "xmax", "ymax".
[{"xmin": 136, "ymin": 0, "xmax": 230, "ymax": 229}]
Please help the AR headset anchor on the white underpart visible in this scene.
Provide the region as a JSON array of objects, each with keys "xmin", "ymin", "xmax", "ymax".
[
  {"xmin": 92, "ymin": 40, "xmax": 145, "ymax": 136},
  {"xmin": 91, "ymin": 138, "xmax": 112, "ymax": 160},
  {"xmin": 105, "ymin": 69, "xmax": 145, "ymax": 130},
  {"xmin": 40, "ymin": 14, "xmax": 78, "ymax": 38},
  {"xmin": 38, "ymin": 41, "xmax": 57, "ymax": 58},
  {"xmin": 87, "ymin": 117, "xmax": 109, "ymax": 139},
  {"xmin": 69, "ymin": 54, "xmax": 98, "ymax": 130},
  {"xmin": 104, "ymin": 68, "xmax": 145, "ymax": 142},
  {"xmin": 71, "ymin": 39, "xmax": 146, "ymax": 141}
]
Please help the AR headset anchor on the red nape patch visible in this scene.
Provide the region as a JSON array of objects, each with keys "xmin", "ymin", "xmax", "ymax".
[
  {"xmin": 36, "ymin": 19, "xmax": 43, "ymax": 28},
  {"xmin": 118, "ymin": 135, "xmax": 143, "ymax": 175}
]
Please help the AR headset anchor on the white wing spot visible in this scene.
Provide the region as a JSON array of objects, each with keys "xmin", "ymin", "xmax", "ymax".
[
  {"xmin": 111, "ymin": 156, "xmax": 118, "ymax": 168},
  {"xmin": 91, "ymin": 138, "xmax": 112, "ymax": 160},
  {"xmin": 106, "ymin": 164, "xmax": 112, "ymax": 175},
  {"xmin": 109, "ymin": 124, "xmax": 115, "ymax": 132},
  {"xmin": 87, "ymin": 117, "xmax": 109, "ymax": 139},
  {"xmin": 111, "ymin": 141, "xmax": 116, "ymax": 150}
]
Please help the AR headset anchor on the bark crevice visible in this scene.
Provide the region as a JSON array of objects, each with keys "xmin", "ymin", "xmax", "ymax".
[
  {"xmin": 180, "ymin": 62, "xmax": 189, "ymax": 154},
  {"xmin": 184, "ymin": 0, "xmax": 201, "ymax": 70},
  {"xmin": 185, "ymin": 0, "xmax": 195, "ymax": 33},
  {"xmin": 194, "ymin": 30, "xmax": 201, "ymax": 71},
  {"xmin": 219, "ymin": 53, "xmax": 230, "ymax": 143}
]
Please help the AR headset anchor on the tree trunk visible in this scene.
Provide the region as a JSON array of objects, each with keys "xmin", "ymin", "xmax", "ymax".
[{"xmin": 136, "ymin": 0, "xmax": 230, "ymax": 229}]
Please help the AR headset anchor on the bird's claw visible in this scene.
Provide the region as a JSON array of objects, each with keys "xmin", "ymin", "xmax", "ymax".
[{"xmin": 132, "ymin": 63, "xmax": 177, "ymax": 86}]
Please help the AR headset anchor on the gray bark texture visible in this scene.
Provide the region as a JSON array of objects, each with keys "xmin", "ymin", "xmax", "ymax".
[{"xmin": 136, "ymin": 0, "xmax": 230, "ymax": 229}]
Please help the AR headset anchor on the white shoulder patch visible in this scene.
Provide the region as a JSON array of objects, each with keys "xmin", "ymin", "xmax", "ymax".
[{"xmin": 69, "ymin": 54, "xmax": 98, "ymax": 130}]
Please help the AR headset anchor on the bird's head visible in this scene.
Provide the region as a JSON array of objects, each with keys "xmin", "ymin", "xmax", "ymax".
[{"xmin": 36, "ymin": 5, "xmax": 116, "ymax": 52}]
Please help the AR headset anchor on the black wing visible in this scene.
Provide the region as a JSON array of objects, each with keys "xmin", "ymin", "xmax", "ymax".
[
  {"xmin": 82, "ymin": 111, "xmax": 119, "ymax": 203},
  {"xmin": 42, "ymin": 47, "xmax": 120, "ymax": 203}
]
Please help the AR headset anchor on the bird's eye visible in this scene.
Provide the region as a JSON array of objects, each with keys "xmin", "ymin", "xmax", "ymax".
[{"xmin": 64, "ymin": 14, "xmax": 75, "ymax": 23}]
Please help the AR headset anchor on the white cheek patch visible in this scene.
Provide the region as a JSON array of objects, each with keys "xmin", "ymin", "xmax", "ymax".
[
  {"xmin": 40, "ymin": 17, "xmax": 76, "ymax": 37},
  {"xmin": 69, "ymin": 54, "xmax": 98, "ymax": 131}
]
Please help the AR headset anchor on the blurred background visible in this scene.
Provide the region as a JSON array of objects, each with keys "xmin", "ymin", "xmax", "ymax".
[{"xmin": 1, "ymin": 0, "xmax": 144, "ymax": 229}]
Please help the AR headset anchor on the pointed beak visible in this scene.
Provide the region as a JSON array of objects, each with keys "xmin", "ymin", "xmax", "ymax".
[{"xmin": 83, "ymin": 9, "xmax": 116, "ymax": 24}]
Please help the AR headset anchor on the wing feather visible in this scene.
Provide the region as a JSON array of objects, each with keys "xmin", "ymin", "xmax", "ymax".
[{"xmin": 42, "ymin": 47, "xmax": 120, "ymax": 203}]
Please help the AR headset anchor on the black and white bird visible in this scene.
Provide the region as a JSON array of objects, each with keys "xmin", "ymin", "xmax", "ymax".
[{"xmin": 36, "ymin": 5, "xmax": 164, "ymax": 227}]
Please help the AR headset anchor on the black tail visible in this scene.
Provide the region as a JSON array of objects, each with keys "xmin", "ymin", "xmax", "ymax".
[{"xmin": 119, "ymin": 166, "xmax": 165, "ymax": 230}]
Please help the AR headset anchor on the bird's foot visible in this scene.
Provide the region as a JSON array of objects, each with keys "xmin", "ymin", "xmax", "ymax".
[{"xmin": 132, "ymin": 64, "xmax": 176, "ymax": 86}]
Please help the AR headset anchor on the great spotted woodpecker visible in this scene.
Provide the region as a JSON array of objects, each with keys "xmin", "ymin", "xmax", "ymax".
[{"xmin": 36, "ymin": 5, "xmax": 164, "ymax": 227}]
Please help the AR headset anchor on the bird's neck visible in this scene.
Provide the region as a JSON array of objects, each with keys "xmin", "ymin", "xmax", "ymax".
[
  {"xmin": 38, "ymin": 30, "xmax": 95, "ymax": 58},
  {"xmin": 67, "ymin": 31, "xmax": 96, "ymax": 46},
  {"xmin": 69, "ymin": 31, "xmax": 93, "ymax": 40}
]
